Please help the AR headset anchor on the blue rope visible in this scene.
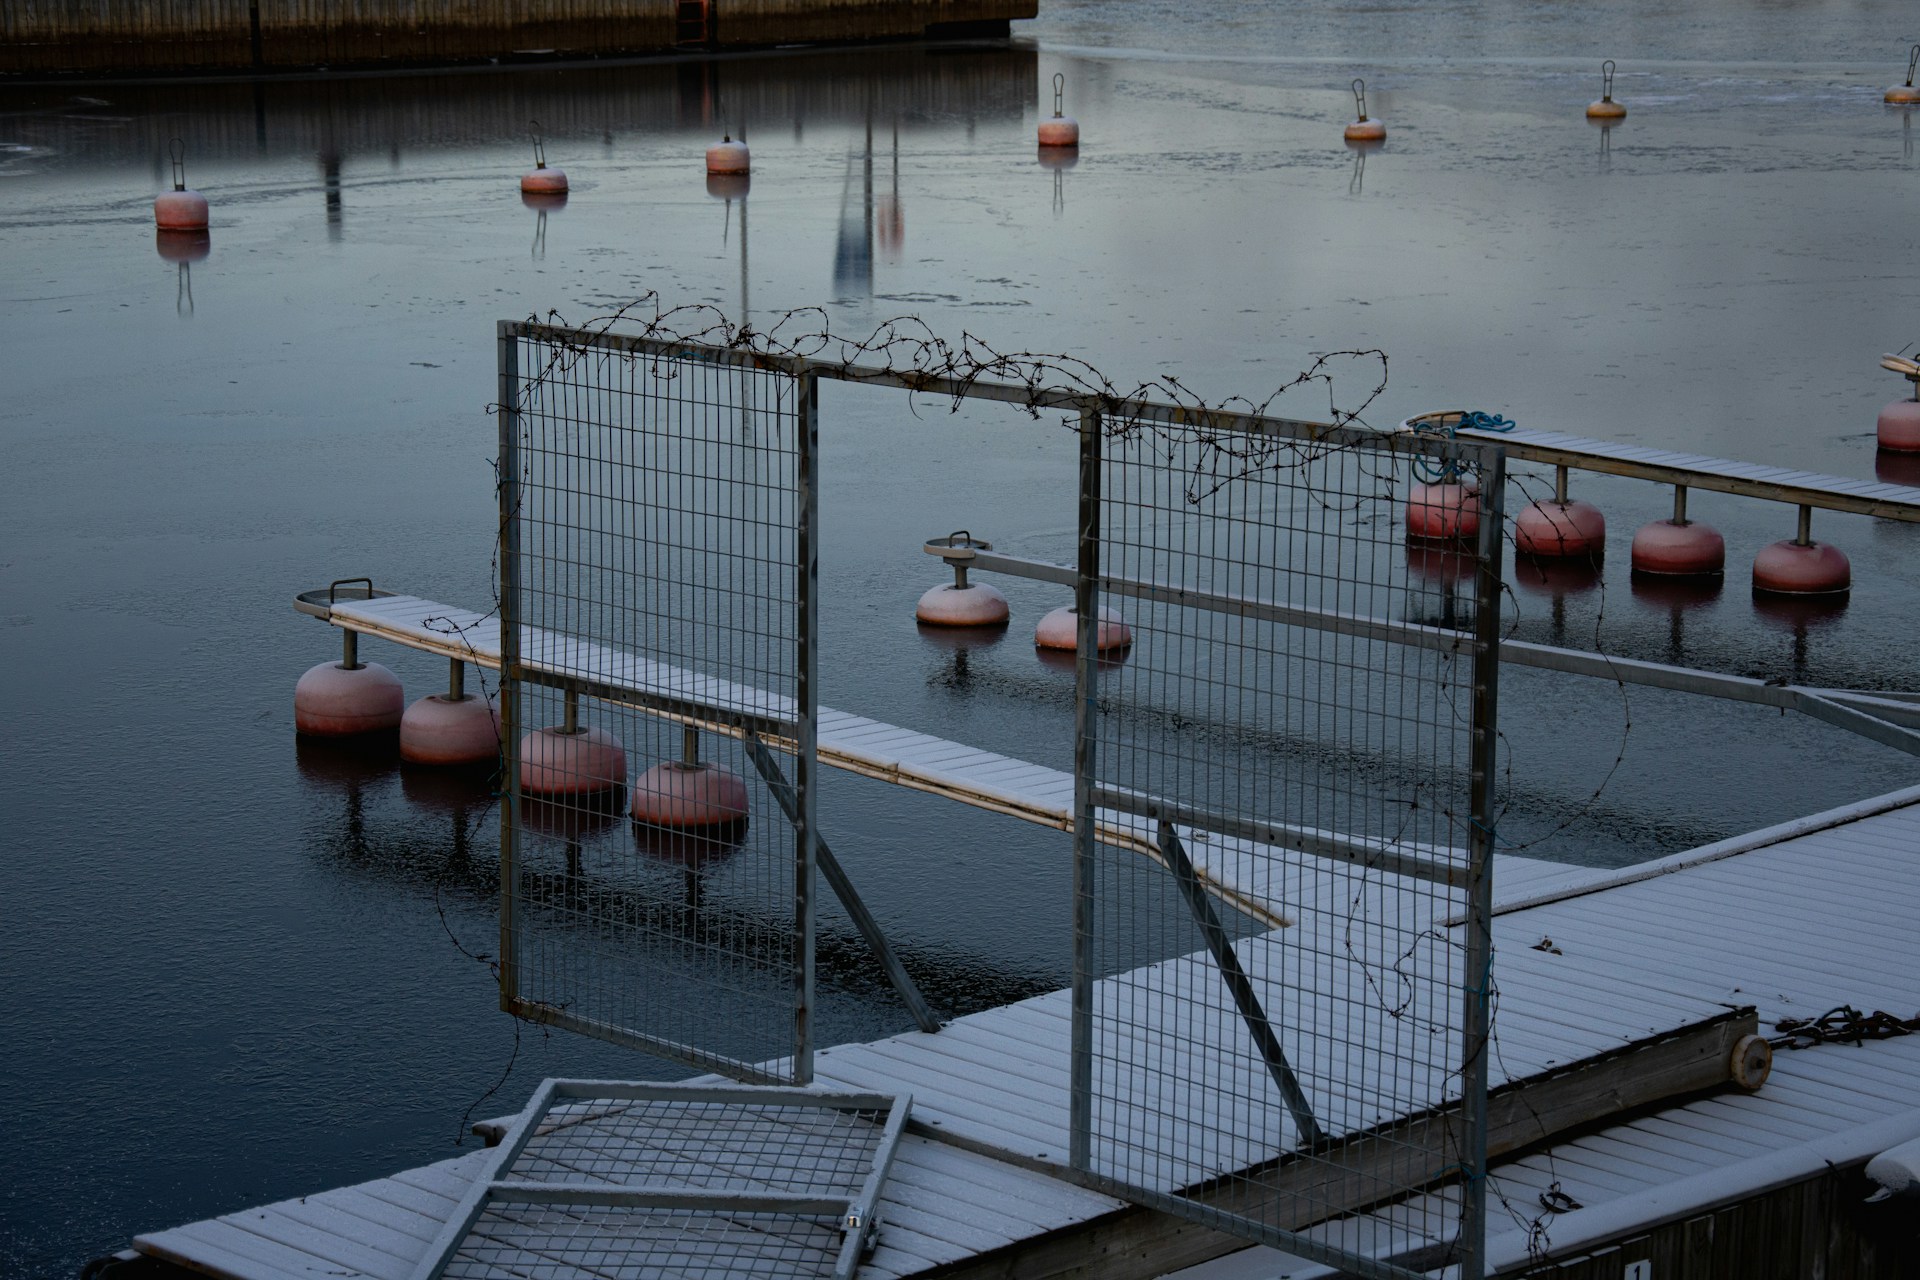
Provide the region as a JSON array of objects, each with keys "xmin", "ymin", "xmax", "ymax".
[{"xmin": 1411, "ymin": 410, "xmax": 1516, "ymax": 483}]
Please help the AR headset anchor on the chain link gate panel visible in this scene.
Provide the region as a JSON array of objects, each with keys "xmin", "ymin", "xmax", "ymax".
[
  {"xmin": 1068, "ymin": 411, "xmax": 1505, "ymax": 1280},
  {"xmin": 497, "ymin": 322, "xmax": 819, "ymax": 1084}
]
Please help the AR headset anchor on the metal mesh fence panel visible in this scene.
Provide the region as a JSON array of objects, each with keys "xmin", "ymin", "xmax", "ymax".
[
  {"xmin": 498, "ymin": 324, "xmax": 816, "ymax": 1083},
  {"xmin": 1070, "ymin": 412, "xmax": 1504, "ymax": 1280}
]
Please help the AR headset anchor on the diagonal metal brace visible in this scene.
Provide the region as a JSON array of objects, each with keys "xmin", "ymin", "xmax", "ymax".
[
  {"xmin": 1159, "ymin": 821, "xmax": 1324, "ymax": 1149},
  {"xmin": 744, "ymin": 732, "xmax": 944, "ymax": 1033}
]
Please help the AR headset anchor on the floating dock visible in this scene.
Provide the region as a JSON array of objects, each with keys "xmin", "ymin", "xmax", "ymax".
[{"xmin": 113, "ymin": 785, "xmax": 1920, "ymax": 1278}]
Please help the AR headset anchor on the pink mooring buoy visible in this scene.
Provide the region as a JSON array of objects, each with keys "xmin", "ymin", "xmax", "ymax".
[
  {"xmin": 1039, "ymin": 72, "xmax": 1081, "ymax": 148},
  {"xmin": 1631, "ymin": 486, "xmax": 1726, "ymax": 577},
  {"xmin": 155, "ymin": 138, "xmax": 210, "ymax": 231},
  {"xmin": 1876, "ymin": 353, "xmax": 1920, "ymax": 452},
  {"xmin": 1405, "ymin": 478, "xmax": 1481, "ymax": 543},
  {"xmin": 519, "ymin": 696, "xmax": 627, "ymax": 796},
  {"xmin": 400, "ymin": 659, "xmax": 500, "ymax": 767},
  {"xmin": 1514, "ymin": 468, "xmax": 1605, "ymax": 559},
  {"xmin": 917, "ymin": 531, "xmax": 1011, "ymax": 627},
  {"xmin": 631, "ymin": 727, "xmax": 750, "ymax": 829},
  {"xmin": 707, "ymin": 134, "xmax": 750, "ymax": 175},
  {"xmin": 1752, "ymin": 506, "xmax": 1850, "ymax": 597},
  {"xmin": 520, "ymin": 119, "xmax": 568, "ymax": 195},
  {"xmin": 1344, "ymin": 79, "xmax": 1386, "ymax": 143},
  {"xmin": 295, "ymin": 630, "xmax": 404, "ymax": 736},
  {"xmin": 1035, "ymin": 603, "xmax": 1132, "ymax": 653}
]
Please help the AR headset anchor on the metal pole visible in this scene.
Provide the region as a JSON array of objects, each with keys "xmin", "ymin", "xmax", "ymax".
[
  {"xmin": 1459, "ymin": 445, "xmax": 1506, "ymax": 1280},
  {"xmin": 496, "ymin": 322, "xmax": 524, "ymax": 1017},
  {"xmin": 448, "ymin": 657, "xmax": 464, "ymax": 701},
  {"xmin": 1672, "ymin": 484, "xmax": 1688, "ymax": 525},
  {"xmin": 1069, "ymin": 405, "xmax": 1102, "ymax": 1170},
  {"xmin": 1796, "ymin": 503, "xmax": 1813, "ymax": 547},
  {"xmin": 1553, "ymin": 463, "xmax": 1568, "ymax": 505},
  {"xmin": 793, "ymin": 371, "xmax": 820, "ymax": 1085},
  {"xmin": 342, "ymin": 629, "xmax": 360, "ymax": 670}
]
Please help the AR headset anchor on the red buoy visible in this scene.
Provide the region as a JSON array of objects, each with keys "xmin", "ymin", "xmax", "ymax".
[
  {"xmin": 1405, "ymin": 480, "xmax": 1481, "ymax": 542},
  {"xmin": 400, "ymin": 660, "xmax": 499, "ymax": 767},
  {"xmin": 1887, "ymin": 44, "xmax": 1920, "ymax": 104},
  {"xmin": 520, "ymin": 119, "xmax": 568, "ymax": 194},
  {"xmin": 1515, "ymin": 499, "xmax": 1606, "ymax": 559},
  {"xmin": 631, "ymin": 762, "xmax": 749, "ymax": 827},
  {"xmin": 1632, "ymin": 520, "xmax": 1726, "ymax": 576},
  {"xmin": 520, "ymin": 725, "xmax": 627, "ymax": 796},
  {"xmin": 295, "ymin": 659, "xmax": 403, "ymax": 736},
  {"xmin": 1586, "ymin": 60, "xmax": 1628, "ymax": 120},
  {"xmin": 1879, "ymin": 399, "xmax": 1920, "ymax": 452},
  {"xmin": 1040, "ymin": 72, "xmax": 1081, "ymax": 147},
  {"xmin": 1752, "ymin": 507, "xmax": 1849, "ymax": 596},
  {"xmin": 917, "ymin": 582, "xmax": 1010, "ymax": 626},
  {"xmin": 707, "ymin": 135, "xmax": 750, "ymax": 175},
  {"xmin": 1035, "ymin": 604, "xmax": 1132, "ymax": 652},
  {"xmin": 1344, "ymin": 79, "xmax": 1386, "ymax": 143},
  {"xmin": 1753, "ymin": 540, "xmax": 1850, "ymax": 596},
  {"xmin": 155, "ymin": 139, "xmax": 209, "ymax": 231}
]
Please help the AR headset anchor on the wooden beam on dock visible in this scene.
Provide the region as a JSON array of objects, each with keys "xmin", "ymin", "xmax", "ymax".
[{"xmin": 918, "ymin": 1009, "xmax": 1761, "ymax": 1280}]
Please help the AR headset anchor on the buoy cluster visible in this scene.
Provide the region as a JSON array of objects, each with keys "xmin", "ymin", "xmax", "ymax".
[
  {"xmin": 1401, "ymin": 411, "xmax": 1853, "ymax": 600},
  {"xmin": 294, "ymin": 631, "xmax": 750, "ymax": 833},
  {"xmin": 917, "ymin": 532, "xmax": 1133, "ymax": 661}
]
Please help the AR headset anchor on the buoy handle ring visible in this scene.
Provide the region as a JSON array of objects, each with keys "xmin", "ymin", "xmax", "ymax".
[
  {"xmin": 1601, "ymin": 59, "xmax": 1617, "ymax": 102},
  {"xmin": 529, "ymin": 119, "xmax": 548, "ymax": 169},
  {"xmin": 925, "ymin": 529, "xmax": 991, "ymax": 561},
  {"xmin": 1052, "ymin": 71, "xmax": 1066, "ymax": 118},
  {"xmin": 167, "ymin": 136, "xmax": 188, "ymax": 191},
  {"xmin": 1351, "ymin": 78, "xmax": 1370, "ymax": 123}
]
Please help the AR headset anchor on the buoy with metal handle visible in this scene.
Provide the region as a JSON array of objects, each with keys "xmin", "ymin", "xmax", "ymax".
[
  {"xmin": 520, "ymin": 119, "xmax": 568, "ymax": 195},
  {"xmin": 1586, "ymin": 60, "xmax": 1627, "ymax": 120},
  {"xmin": 917, "ymin": 531, "xmax": 1011, "ymax": 627},
  {"xmin": 400, "ymin": 657, "xmax": 500, "ymax": 767},
  {"xmin": 631, "ymin": 725, "xmax": 750, "ymax": 829},
  {"xmin": 1344, "ymin": 79, "xmax": 1386, "ymax": 143},
  {"xmin": 1039, "ymin": 72, "xmax": 1081, "ymax": 147},
  {"xmin": 1876, "ymin": 352, "xmax": 1920, "ymax": 452},
  {"xmin": 1752, "ymin": 504, "xmax": 1850, "ymax": 597},
  {"xmin": 1886, "ymin": 44, "xmax": 1920, "ymax": 105},
  {"xmin": 1515, "ymin": 465, "xmax": 1607, "ymax": 560},
  {"xmin": 295, "ymin": 627, "xmax": 404, "ymax": 737},
  {"xmin": 707, "ymin": 131, "xmax": 750, "ymax": 175},
  {"xmin": 519, "ymin": 689, "xmax": 627, "ymax": 797},
  {"xmin": 1631, "ymin": 485, "xmax": 1726, "ymax": 577},
  {"xmin": 154, "ymin": 138, "xmax": 210, "ymax": 231}
]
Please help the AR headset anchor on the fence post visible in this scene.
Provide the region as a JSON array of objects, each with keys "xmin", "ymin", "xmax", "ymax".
[
  {"xmin": 1069, "ymin": 404, "xmax": 1102, "ymax": 1170},
  {"xmin": 1459, "ymin": 443, "xmax": 1506, "ymax": 1280},
  {"xmin": 793, "ymin": 370, "xmax": 820, "ymax": 1085},
  {"xmin": 496, "ymin": 322, "xmax": 523, "ymax": 1016}
]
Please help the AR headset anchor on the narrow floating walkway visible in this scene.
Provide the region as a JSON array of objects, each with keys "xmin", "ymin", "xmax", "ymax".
[{"xmin": 298, "ymin": 590, "xmax": 1491, "ymax": 925}]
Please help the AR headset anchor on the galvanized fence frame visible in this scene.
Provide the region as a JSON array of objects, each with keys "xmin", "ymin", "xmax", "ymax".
[
  {"xmin": 497, "ymin": 323, "xmax": 819, "ymax": 1084},
  {"xmin": 494, "ymin": 320, "xmax": 1505, "ymax": 1275}
]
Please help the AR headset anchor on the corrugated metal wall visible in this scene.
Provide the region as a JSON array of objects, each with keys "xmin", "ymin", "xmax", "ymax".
[{"xmin": 0, "ymin": 0, "xmax": 1033, "ymax": 74}]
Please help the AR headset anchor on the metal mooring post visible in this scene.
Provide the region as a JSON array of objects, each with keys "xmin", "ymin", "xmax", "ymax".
[
  {"xmin": 1069, "ymin": 404, "xmax": 1102, "ymax": 1170},
  {"xmin": 792, "ymin": 370, "xmax": 820, "ymax": 1085},
  {"xmin": 496, "ymin": 322, "xmax": 524, "ymax": 1017},
  {"xmin": 1460, "ymin": 444, "xmax": 1506, "ymax": 1280}
]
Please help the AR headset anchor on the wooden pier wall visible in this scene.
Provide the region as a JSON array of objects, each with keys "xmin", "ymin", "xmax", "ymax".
[{"xmin": 0, "ymin": 0, "xmax": 1035, "ymax": 76}]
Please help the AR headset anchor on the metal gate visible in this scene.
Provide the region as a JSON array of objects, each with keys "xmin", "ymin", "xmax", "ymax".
[
  {"xmin": 496, "ymin": 322, "xmax": 819, "ymax": 1083},
  {"xmin": 1065, "ymin": 405, "xmax": 1506, "ymax": 1279}
]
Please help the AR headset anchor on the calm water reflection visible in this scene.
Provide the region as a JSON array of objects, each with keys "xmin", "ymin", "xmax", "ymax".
[{"xmin": 5, "ymin": 3, "xmax": 1920, "ymax": 1272}]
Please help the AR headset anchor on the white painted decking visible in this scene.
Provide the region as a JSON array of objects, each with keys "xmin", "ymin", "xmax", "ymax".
[
  {"xmin": 131, "ymin": 835, "xmax": 1726, "ymax": 1280},
  {"xmin": 1176, "ymin": 785, "xmax": 1920, "ymax": 1278}
]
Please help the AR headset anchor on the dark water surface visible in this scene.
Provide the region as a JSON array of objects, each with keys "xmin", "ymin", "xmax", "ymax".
[{"xmin": 5, "ymin": 1, "xmax": 1919, "ymax": 1273}]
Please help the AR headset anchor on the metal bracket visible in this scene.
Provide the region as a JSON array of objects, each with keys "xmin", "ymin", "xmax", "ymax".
[{"xmin": 743, "ymin": 732, "xmax": 944, "ymax": 1033}]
